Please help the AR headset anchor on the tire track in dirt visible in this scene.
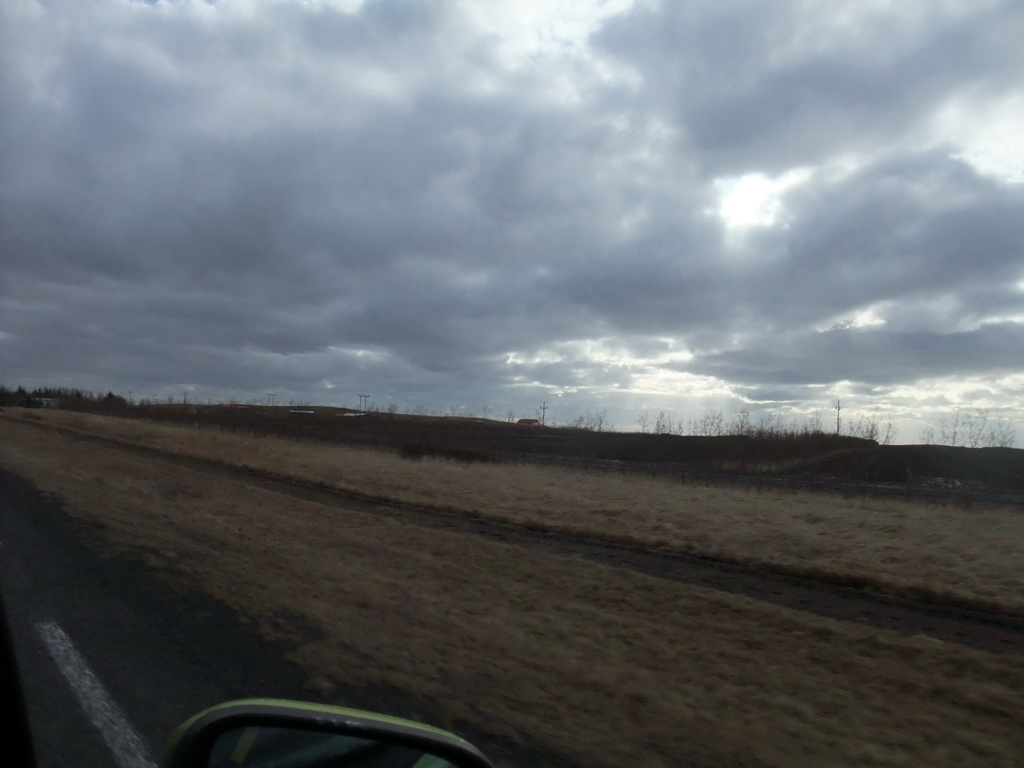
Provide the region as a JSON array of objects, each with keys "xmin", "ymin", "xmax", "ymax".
[{"xmin": 24, "ymin": 420, "xmax": 1024, "ymax": 656}]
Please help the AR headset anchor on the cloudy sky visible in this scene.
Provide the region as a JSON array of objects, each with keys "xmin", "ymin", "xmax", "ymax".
[{"xmin": 3, "ymin": 0, "xmax": 1023, "ymax": 440}]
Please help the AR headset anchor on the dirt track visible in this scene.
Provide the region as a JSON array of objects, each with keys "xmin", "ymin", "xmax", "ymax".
[{"xmin": 37, "ymin": 420, "xmax": 1024, "ymax": 657}]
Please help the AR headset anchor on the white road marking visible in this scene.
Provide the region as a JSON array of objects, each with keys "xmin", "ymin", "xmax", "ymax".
[{"xmin": 36, "ymin": 620, "xmax": 156, "ymax": 768}]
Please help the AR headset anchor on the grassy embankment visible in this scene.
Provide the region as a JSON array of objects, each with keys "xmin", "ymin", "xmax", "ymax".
[
  {"xmin": 1, "ymin": 410, "xmax": 1022, "ymax": 768},
  {"xmin": 10, "ymin": 409, "xmax": 1024, "ymax": 615}
]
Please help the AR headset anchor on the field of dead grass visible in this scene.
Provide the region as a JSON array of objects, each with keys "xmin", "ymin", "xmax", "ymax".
[
  {"xmin": 8, "ymin": 409, "xmax": 1023, "ymax": 615},
  {"xmin": 1, "ymin": 413, "xmax": 1022, "ymax": 767}
]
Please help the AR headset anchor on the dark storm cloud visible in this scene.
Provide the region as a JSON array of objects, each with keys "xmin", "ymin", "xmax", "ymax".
[
  {"xmin": 673, "ymin": 149, "xmax": 1024, "ymax": 396},
  {"xmin": 733, "ymin": 151, "xmax": 1024, "ymax": 329},
  {"xmin": 693, "ymin": 322, "xmax": 1024, "ymax": 387},
  {"xmin": 594, "ymin": 0, "xmax": 1024, "ymax": 174},
  {"xmin": 1, "ymin": 0, "xmax": 1022, "ymax": 432}
]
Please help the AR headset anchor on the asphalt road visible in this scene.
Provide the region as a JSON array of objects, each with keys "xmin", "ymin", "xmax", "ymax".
[
  {"xmin": 0, "ymin": 469, "xmax": 315, "ymax": 768},
  {"xmin": 0, "ymin": 469, "xmax": 557, "ymax": 768}
]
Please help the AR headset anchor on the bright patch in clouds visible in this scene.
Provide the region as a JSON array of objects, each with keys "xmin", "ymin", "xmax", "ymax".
[
  {"xmin": 506, "ymin": 338, "xmax": 693, "ymax": 371},
  {"xmin": 462, "ymin": 0, "xmax": 637, "ymax": 64},
  {"xmin": 934, "ymin": 96, "xmax": 1024, "ymax": 184},
  {"xmin": 629, "ymin": 368, "xmax": 732, "ymax": 399},
  {"xmin": 819, "ymin": 307, "xmax": 890, "ymax": 332},
  {"xmin": 714, "ymin": 169, "xmax": 810, "ymax": 228}
]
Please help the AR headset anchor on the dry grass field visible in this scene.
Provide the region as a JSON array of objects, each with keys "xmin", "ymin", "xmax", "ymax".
[
  {"xmin": 1, "ymin": 409, "xmax": 1023, "ymax": 767},
  {"xmin": 9, "ymin": 409, "xmax": 1024, "ymax": 614}
]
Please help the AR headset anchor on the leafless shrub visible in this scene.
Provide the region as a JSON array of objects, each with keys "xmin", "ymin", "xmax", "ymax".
[
  {"xmin": 937, "ymin": 408, "xmax": 1015, "ymax": 448},
  {"xmin": 636, "ymin": 411, "xmax": 650, "ymax": 433},
  {"xmin": 653, "ymin": 410, "xmax": 672, "ymax": 435},
  {"xmin": 986, "ymin": 417, "xmax": 1016, "ymax": 448},
  {"xmin": 731, "ymin": 408, "xmax": 753, "ymax": 437},
  {"xmin": 569, "ymin": 409, "xmax": 612, "ymax": 432},
  {"xmin": 688, "ymin": 408, "xmax": 725, "ymax": 436}
]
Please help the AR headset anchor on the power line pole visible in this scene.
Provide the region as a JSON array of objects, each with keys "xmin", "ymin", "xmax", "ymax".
[
  {"xmin": 835, "ymin": 400, "xmax": 841, "ymax": 435},
  {"xmin": 267, "ymin": 393, "xmax": 276, "ymax": 406},
  {"xmin": 540, "ymin": 401, "xmax": 548, "ymax": 426},
  {"xmin": 358, "ymin": 394, "xmax": 370, "ymax": 411}
]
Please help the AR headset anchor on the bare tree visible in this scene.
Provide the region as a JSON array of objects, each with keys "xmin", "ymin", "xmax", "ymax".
[
  {"xmin": 937, "ymin": 407, "xmax": 1004, "ymax": 447},
  {"xmin": 940, "ymin": 408, "xmax": 964, "ymax": 446},
  {"xmin": 963, "ymin": 408, "xmax": 989, "ymax": 448},
  {"xmin": 568, "ymin": 410, "xmax": 610, "ymax": 431},
  {"xmin": 756, "ymin": 412, "xmax": 785, "ymax": 438},
  {"xmin": 588, "ymin": 409, "xmax": 610, "ymax": 432},
  {"xmin": 654, "ymin": 410, "xmax": 673, "ymax": 435},
  {"xmin": 881, "ymin": 417, "xmax": 899, "ymax": 446},
  {"xmin": 845, "ymin": 409, "xmax": 882, "ymax": 442},
  {"xmin": 689, "ymin": 408, "xmax": 725, "ymax": 436},
  {"xmin": 919, "ymin": 425, "xmax": 936, "ymax": 444},
  {"xmin": 731, "ymin": 408, "xmax": 752, "ymax": 437},
  {"xmin": 637, "ymin": 411, "xmax": 651, "ymax": 433},
  {"xmin": 807, "ymin": 410, "xmax": 823, "ymax": 435},
  {"xmin": 986, "ymin": 417, "xmax": 1016, "ymax": 448}
]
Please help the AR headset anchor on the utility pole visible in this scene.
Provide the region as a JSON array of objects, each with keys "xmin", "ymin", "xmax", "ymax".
[
  {"xmin": 540, "ymin": 401, "xmax": 548, "ymax": 426},
  {"xmin": 267, "ymin": 393, "xmax": 276, "ymax": 406},
  {"xmin": 835, "ymin": 400, "xmax": 841, "ymax": 435},
  {"xmin": 358, "ymin": 394, "xmax": 370, "ymax": 411}
]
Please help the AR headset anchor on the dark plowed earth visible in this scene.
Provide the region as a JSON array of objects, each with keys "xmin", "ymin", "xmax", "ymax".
[{"xmin": 28, "ymin": 420, "xmax": 1024, "ymax": 656}]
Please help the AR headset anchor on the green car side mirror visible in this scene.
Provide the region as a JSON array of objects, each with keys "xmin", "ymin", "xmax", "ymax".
[{"xmin": 162, "ymin": 699, "xmax": 494, "ymax": 768}]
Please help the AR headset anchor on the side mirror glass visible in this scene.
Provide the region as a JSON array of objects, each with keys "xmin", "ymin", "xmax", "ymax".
[{"xmin": 162, "ymin": 699, "xmax": 493, "ymax": 768}]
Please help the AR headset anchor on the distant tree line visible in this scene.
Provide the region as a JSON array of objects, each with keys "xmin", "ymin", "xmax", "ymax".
[
  {"xmin": 919, "ymin": 407, "xmax": 1016, "ymax": 448},
  {"xmin": 634, "ymin": 406, "xmax": 901, "ymax": 444},
  {"xmin": 632, "ymin": 405, "xmax": 1015, "ymax": 448},
  {"xmin": 0, "ymin": 385, "xmax": 128, "ymax": 410},
  {"xmin": 3, "ymin": 383, "xmax": 1015, "ymax": 449}
]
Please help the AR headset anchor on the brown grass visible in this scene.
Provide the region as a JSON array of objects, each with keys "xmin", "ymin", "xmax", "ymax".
[
  {"xmin": 8, "ymin": 409, "xmax": 1024, "ymax": 615},
  {"xmin": 3, "ymin": 416, "xmax": 1024, "ymax": 767}
]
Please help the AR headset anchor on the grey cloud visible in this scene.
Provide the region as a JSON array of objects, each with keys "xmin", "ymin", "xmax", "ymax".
[
  {"xmin": 2, "ymin": 0, "xmax": 1022, "ymax": 432},
  {"xmin": 666, "ymin": 150, "xmax": 1024, "ymax": 391},
  {"xmin": 691, "ymin": 322, "xmax": 1024, "ymax": 387},
  {"xmin": 594, "ymin": 1, "xmax": 1024, "ymax": 174},
  {"xmin": 719, "ymin": 151, "xmax": 1024, "ymax": 335}
]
